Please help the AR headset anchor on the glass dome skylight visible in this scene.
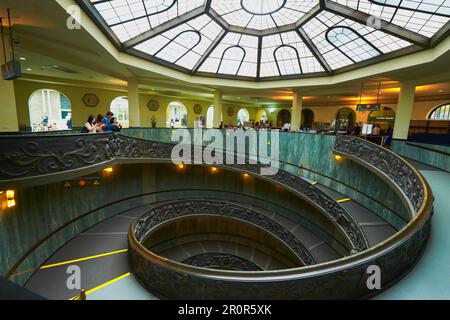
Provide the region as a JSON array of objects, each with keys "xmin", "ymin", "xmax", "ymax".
[{"xmin": 82, "ymin": 0, "xmax": 450, "ymax": 80}]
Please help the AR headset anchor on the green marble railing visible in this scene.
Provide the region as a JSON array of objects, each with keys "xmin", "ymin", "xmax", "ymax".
[{"xmin": 392, "ymin": 140, "xmax": 450, "ymax": 172}]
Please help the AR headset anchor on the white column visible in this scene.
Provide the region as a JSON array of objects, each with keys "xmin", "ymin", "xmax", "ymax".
[
  {"xmin": 127, "ymin": 78, "xmax": 141, "ymax": 127},
  {"xmin": 393, "ymin": 81, "xmax": 416, "ymax": 140},
  {"xmin": 291, "ymin": 91, "xmax": 303, "ymax": 131},
  {"xmin": 213, "ymin": 90, "xmax": 223, "ymax": 128}
]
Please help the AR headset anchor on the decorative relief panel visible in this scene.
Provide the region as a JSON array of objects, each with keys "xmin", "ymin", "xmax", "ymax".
[
  {"xmin": 0, "ymin": 133, "xmax": 368, "ymax": 251},
  {"xmin": 147, "ymin": 100, "xmax": 160, "ymax": 112},
  {"xmin": 133, "ymin": 199, "xmax": 316, "ymax": 266},
  {"xmin": 334, "ymin": 135, "xmax": 425, "ymax": 213},
  {"xmin": 193, "ymin": 104, "xmax": 202, "ymax": 114},
  {"xmin": 82, "ymin": 94, "xmax": 99, "ymax": 107}
]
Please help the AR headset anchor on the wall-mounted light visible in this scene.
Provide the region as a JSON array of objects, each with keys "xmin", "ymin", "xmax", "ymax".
[
  {"xmin": 6, "ymin": 190, "xmax": 15, "ymax": 208},
  {"xmin": 335, "ymin": 155, "xmax": 343, "ymax": 161},
  {"xmin": 103, "ymin": 167, "xmax": 113, "ymax": 174},
  {"xmin": 78, "ymin": 180, "xmax": 87, "ymax": 187},
  {"xmin": 178, "ymin": 163, "xmax": 184, "ymax": 169},
  {"xmin": 211, "ymin": 166, "xmax": 218, "ymax": 173},
  {"xmin": 243, "ymin": 173, "xmax": 249, "ymax": 178}
]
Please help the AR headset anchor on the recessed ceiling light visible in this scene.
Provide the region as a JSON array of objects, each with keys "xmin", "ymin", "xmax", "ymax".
[
  {"xmin": 19, "ymin": 57, "xmax": 26, "ymax": 61},
  {"xmin": 26, "ymin": 68, "xmax": 32, "ymax": 71}
]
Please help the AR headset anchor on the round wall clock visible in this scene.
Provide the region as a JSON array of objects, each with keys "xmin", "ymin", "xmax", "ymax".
[
  {"xmin": 147, "ymin": 99, "xmax": 160, "ymax": 111},
  {"xmin": 193, "ymin": 104, "xmax": 202, "ymax": 115},
  {"xmin": 82, "ymin": 94, "xmax": 99, "ymax": 107}
]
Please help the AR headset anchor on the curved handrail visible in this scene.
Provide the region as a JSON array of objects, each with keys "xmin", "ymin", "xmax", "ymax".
[
  {"xmin": 0, "ymin": 132, "xmax": 433, "ymax": 298},
  {"xmin": 334, "ymin": 135, "xmax": 425, "ymax": 216},
  {"xmin": 141, "ymin": 214, "xmax": 303, "ymax": 269},
  {"xmin": 128, "ymin": 183, "xmax": 432, "ymax": 299},
  {"xmin": 127, "ymin": 135, "xmax": 433, "ymax": 299},
  {"xmin": 132, "ymin": 199, "xmax": 316, "ymax": 266},
  {"xmin": 0, "ymin": 133, "xmax": 368, "ymax": 251},
  {"xmin": 6, "ymin": 188, "xmax": 349, "ymax": 281},
  {"xmin": 129, "ymin": 189, "xmax": 432, "ymax": 279}
]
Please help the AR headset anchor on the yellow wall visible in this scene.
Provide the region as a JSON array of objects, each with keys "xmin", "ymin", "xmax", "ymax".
[
  {"xmin": 304, "ymin": 99, "xmax": 449, "ymax": 125},
  {"xmin": 12, "ymin": 79, "xmax": 269, "ymax": 129},
  {"xmin": 14, "ymin": 80, "xmax": 127, "ymax": 130},
  {"xmin": 0, "ymin": 79, "xmax": 19, "ymax": 132},
  {"xmin": 9, "ymin": 79, "xmax": 450, "ymax": 131}
]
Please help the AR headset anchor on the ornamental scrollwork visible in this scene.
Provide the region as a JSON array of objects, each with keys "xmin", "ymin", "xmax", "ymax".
[
  {"xmin": 133, "ymin": 199, "xmax": 317, "ymax": 266},
  {"xmin": 0, "ymin": 133, "xmax": 368, "ymax": 252},
  {"xmin": 184, "ymin": 254, "xmax": 263, "ymax": 271},
  {"xmin": 334, "ymin": 135, "xmax": 424, "ymax": 213}
]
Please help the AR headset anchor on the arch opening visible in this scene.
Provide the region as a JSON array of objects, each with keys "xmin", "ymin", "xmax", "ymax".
[
  {"xmin": 28, "ymin": 89, "xmax": 72, "ymax": 132},
  {"xmin": 110, "ymin": 96, "xmax": 130, "ymax": 128},
  {"xmin": 167, "ymin": 102, "xmax": 188, "ymax": 128},
  {"xmin": 237, "ymin": 108, "xmax": 250, "ymax": 125}
]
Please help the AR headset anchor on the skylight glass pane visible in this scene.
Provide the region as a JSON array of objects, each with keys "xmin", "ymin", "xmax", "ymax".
[
  {"xmin": 85, "ymin": 0, "xmax": 448, "ymax": 79},
  {"xmin": 218, "ymin": 46, "xmax": 246, "ymax": 74},
  {"xmin": 133, "ymin": 15, "xmax": 223, "ymax": 70},
  {"xmin": 326, "ymin": 27, "xmax": 381, "ymax": 62},
  {"xmin": 211, "ymin": 0, "xmax": 316, "ymax": 30},
  {"xmin": 90, "ymin": 0, "xmax": 204, "ymax": 42},
  {"xmin": 330, "ymin": 0, "xmax": 450, "ymax": 37},
  {"xmin": 301, "ymin": 10, "xmax": 413, "ymax": 70},
  {"xmin": 199, "ymin": 33, "xmax": 258, "ymax": 77},
  {"xmin": 260, "ymin": 31, "xmax": 324, "ymax": 77}
]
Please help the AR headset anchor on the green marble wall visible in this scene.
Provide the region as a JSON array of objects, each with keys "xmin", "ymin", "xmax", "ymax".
[
  {"xmin": 392, "ymin": 140, "xmax": 450, "ymax": 172},
  {"xmin": 1, "ymin": 163, "xmax": 346, "ymax": 285},
  {"xmin": 122, "ymin": 128, "xmax": 409, "ymax": 228}
]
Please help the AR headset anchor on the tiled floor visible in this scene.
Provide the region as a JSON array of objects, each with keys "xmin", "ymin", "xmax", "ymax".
[{"xmin": 376, "ymin": 169, "xmax": 450, "ymax": 300}]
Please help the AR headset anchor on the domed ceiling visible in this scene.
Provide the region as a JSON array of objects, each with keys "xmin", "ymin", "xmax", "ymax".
[{"xmin": 80, "ymin": 0, "xmax": 450, "ymax": 80}]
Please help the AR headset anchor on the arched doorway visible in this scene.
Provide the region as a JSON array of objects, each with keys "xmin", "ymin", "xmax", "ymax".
[
  {"xmin": 28, "ymin": 89, "xmax": 72, "ymax": 131},
  {"xmin": 335, "ymin": 108, "xmax": 356, "ymax": 131},
  {"xmin": 301, "ymin": 109, "xmax": 314, "ymax": 129},
  {"xmin": 167, "ymin": 102, "xmax": 188, "ymax": 128},
  {"xmin": 255, "ymin": 110, "xmax": 268, "ymax": 124},
  {"xmin": 206, "ymin": 106, "xmax": 223, "ymax": 128},
  {"xmin": 277, "ymin": 109, "xmax": 291, "ymax": 127},
  {"xmin": 237, "ymin": 108, "xmax": 250, "ymax": 125},
  {"xmin": 110, "ymin": 96, "xmax": 129, "ymax": 128},
  {"xmin": 206, "ymin": 106, "xmax": 214, "ymax": 128}
]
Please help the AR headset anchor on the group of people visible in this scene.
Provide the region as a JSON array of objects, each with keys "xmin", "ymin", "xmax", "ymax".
[{"xmin": 82, "ymin": 111, "xmax": 122, "ymax": 133}]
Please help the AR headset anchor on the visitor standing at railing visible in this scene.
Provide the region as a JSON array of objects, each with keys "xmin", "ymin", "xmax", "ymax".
[
  {"xmin": 96, "ymin": 114, "xmax": 106, "ymax": 133},
  {"xmin": 81, "ymin": 115, "xmax": 97, "ymax": 133},
  {"xmin": 104, "ymin": 117, "xmax": 122, "ymax": 133}
]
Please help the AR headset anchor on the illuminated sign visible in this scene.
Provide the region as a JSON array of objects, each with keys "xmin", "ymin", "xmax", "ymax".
[{"xmin": 356, "ymin": 104, "xmax": 380, "ymax": 111}]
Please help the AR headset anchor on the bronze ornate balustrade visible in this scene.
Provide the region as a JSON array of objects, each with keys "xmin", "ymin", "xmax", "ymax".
[
  {"xmin": 334, "ymin": 135, "xmax": 425, "ymax": 215},
  {"xmin": 0, "ymin": 132, "xmax": 368, "ymax": 252},
  {"xmin": 132, "ymin": 199, "xmax": 316, "ymax": 266},
  {"xmin": 0, "ymin": 132, "xmax": 433, "ymax": 299}
]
